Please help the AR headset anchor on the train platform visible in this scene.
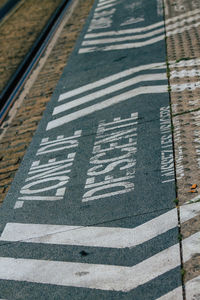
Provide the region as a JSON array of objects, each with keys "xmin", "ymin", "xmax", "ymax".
[{"xmin": 0, "ymin": 0, "xmax": 200, "ymax": 299}]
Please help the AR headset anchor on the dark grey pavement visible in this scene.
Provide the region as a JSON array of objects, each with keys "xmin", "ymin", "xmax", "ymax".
[{"xmin": 0, "ymin": 0, "xmax": 184, "ymax": 299}]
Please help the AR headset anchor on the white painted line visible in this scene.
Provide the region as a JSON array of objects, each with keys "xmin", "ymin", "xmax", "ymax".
[
  {"xmin": 85, "ymin": 21, "xmax": 165, "ymax": 38},
  {"xmin": 182, "ymin": 231, "xmax": 200, "ymax": 262},
  {"xmin": 84, "ymin": 8, "xmax": 200, "ymax": 41},
  {"xmin": 185, "ymin": 275, "xmax": 200, "ymax": 300},
  {"xmin": 30, "ymin": 158, "xmax": 74, "ymax": 171},
  {"xmin": 165, "ymin": 8, "xmax": 200, "ymax": 25},
  {"xmin": 170, "ymin": 58, "xmax": 200, "ymax": 68},
  {"xmin": 171, "ymin": 82, "xmax": 200, "ymax": 92},
  {"xmin": 54, "ymin": 73, "xmax": 166, "ymax": 115},
  {"xmin": 0, "ymin": 209, "xmax": 176, "ymax": 247},
  {"xmin": 0, "ymin": 241, "xmax": 181, "ymax": 291},
  {"xmin": 97, "ymin": 0, "xmax": 117, "ymax": 7},
  {"xmin": 95, "ymin": 3, "xmax": 117, "ymax": 11},
  {"xmin": 156, "ymin": 286, "xmax": 183, "ymax": 300},
  {"xmin": 167, "ymin": 21, "xmax": 200, "ymax": 37},
  {"xmin": 170, "ymin": 69, "xmax": 200, "ymax": 79},
  {"xmin": 47, "ymin": 85, "xmax": 167, "ymax": 130},
  {"xmin": 2, "ymin": 203, "xmax": 200, "ymax": 247},
  {"xmin": 180, "ymin": 202, "xmax": 200, "ymax": 222},
  {"xmin": 166, "ymin": 13, "xmax": 200, "ymax": 31},
  {"xmin": 79, "ymin": 35, "xmax": 165, "ymax": 53},
  {"xmin": 82, "ymin": 27, "xmax": 164, "ymax": 45},
  {"xmin": 58, "ymin": 62, "xmax": 165, "ymax": 101},
  {"xmin": 156, "ymin": 275, "xmax": 200, "ymax": 300},
  {"xmin": 18, "ymin": 196, "xmax": 63, "ymax": 201}
]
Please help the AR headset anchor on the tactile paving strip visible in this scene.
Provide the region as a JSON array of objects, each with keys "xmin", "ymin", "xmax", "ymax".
[
  {"xmin": 165, "ymin": 0, "xmax": 200, "ymax": 290},
  {"xmin": 173, "ymin": 111, "xmax": 200, "ymax": 205}
]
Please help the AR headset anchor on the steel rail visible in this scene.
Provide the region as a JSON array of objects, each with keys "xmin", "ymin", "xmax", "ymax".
[
  {"xmin": 0, "ymin": 0, "xmax": 21, "ymax": 22},
  {"xmin": 0, "ymin": 0, "xmax": 72, "ymax": 124}
]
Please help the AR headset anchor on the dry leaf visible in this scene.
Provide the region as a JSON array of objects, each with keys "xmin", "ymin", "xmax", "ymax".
[{"xmin": 191, "ymin": 184, "xmax": 197, "ymax": 189}]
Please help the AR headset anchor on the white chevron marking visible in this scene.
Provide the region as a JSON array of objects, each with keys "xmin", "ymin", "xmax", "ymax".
[
  {"xmin": 95, "ymin": 3, "xmax": 117, "ymax": 12},
  {"xmin": 97, "ymin": 0, "xmax": 117, "ymax": 7},
  {"xmin": 54, "ymin": 73, "xmax": 166, "ymax": 115},
  {"xmin": 0, "ymin": 233, "xmax": 198, "ymax": 291},
  {"xmin": 80, "ymin": 8, "xmax": 200, "ymax": 53},
  {"xmin": 1, "ymin": 203, "xmax": 200, "ymax": 248},
  {"xmin": 84, "ymin": 8, "xmax": 200, "ymax": 40},
  {"xmin": 47, "ymin": 85, "xmax": 167, "ymax": 130},
  {"xmin": 82, "ymin": 27, "xmax": 164, "ymax": 45},
  {"xmin": 0, "ymin": 241, "xmax": 181, "ymax": 291},
  {"xmin": 0, "ymin": 209, "xmax": 177, "ymax": 247},
  {"xmin": 58, "ymin": 62, "xmax": 165, "ymax": 101},
  {"xmin": 79, "ymin": 35, "xmax": 165, "ymax": 53}
]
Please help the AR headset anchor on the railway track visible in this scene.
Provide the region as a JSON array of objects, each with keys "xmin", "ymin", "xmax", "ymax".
[
  {"xmin": 0, "ymin": 0, "xmax": 72, "ymax": 124},
  {"xmin": 0, "ymin": 0, "xmax": 21, "ymax": 22}
]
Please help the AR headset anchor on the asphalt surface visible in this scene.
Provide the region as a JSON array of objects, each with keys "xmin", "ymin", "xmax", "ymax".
[{"xmin": 0, "ymin": 0, "xmax": 183, "ymax": 299}]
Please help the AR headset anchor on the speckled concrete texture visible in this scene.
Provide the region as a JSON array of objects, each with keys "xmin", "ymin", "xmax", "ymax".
[{"xmin": 165, "ymin": 0, "xmax": 200, "ymax": 290}]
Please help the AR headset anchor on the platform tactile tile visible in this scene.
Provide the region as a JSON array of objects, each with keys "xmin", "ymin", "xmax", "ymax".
[{"xmin": 165, "ymin": 0, "xmax": 200, "ymax": 292}]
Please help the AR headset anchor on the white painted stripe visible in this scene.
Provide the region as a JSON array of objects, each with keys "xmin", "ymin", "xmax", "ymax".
[
  {"xmin": 156, "ymin": 286, "xmax": 183, "ymax": 300},
  {"xmin": 185, "ymin": 275, "xmax": 200, "ymax": 300},
  {"xmin": 95, "ymin": 3, "xmax": 117, "ymax": 11},
  {"xmin": 170, "ymin": 58, "xmax": 200, "ymax": 68},
  {"xmin": 58, "ymin": 62, "xmax": 165, "ymax": 101},
  {"xmin": 98, "ymin": 0, "xmax": 114, "ymax": 3},
  {"xmin": 84, "ymin": 14, "xmax": 200, "ymax": 47},
  {"xmin": 182, "ymin": 231, "xmax": 200, "ymax": 262},
  {"xmin": 54, "ymin": 73, "xmax": 166, "ymax": 115},
  {"xmin": 166, "ymin": 13, "xmax": 200, "ymax": 31},
  {"xmin": 165, "ymin": 8, "xmax": 200, "ymax": 25},
  {"xmin": 18, "ymin": 196, "xmax": 63, "ymax": 201},
  {"xmin": 85, "ymin": 21, "xmax": 165, "ymax": 38},
  {"xmin": 1, "ymin": 203, "xmax": 200, "ymax": 248},
  {"xmin": 180, "ymin": 204, "xmax": 200, "ymax": 269},
  {"xmin": 156, "ymin": 274, "xmax": 200, "ymax": 300},
  {"xmin": 97, "ymin": 0, "xmax": 117, "ymax": 7},
  {"xmin": 180, "ymin": 202, "xmax": 200, "ymax": 223},
  {"xmin": 79, "ymin": 35, "xmax": 165, "ymax": 53},
  {"xmin": 82, "ymin": 27, "xmax": 164, "ymax": 45},
  {"xmin": 0, "ymin": 241, "xmax": 181, "ymax": 291},
  {"xmin": 167, "ymin": 21, "xmax": 200, "ymax": 37},
  {"xmin": 170, "ymin": 69, "xmax": 200, "ymax": 79},
  {"xmin": 171, "ymin": 82, "xmax": 200, "ymax": 92},
  {"xmin": 185, "ymin": 194, "xmax": 200, "ymax": 204},
  {"xmin": 0, "ymin": 209, "xmax": 177, "ymax": 247},
  {"xmin": 47, "ymin": 85, "xmax": 167, "ymax": 130},
  {"xmin": 84, "ymin": 8, "xmax": 200, "ymax": 40}
]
